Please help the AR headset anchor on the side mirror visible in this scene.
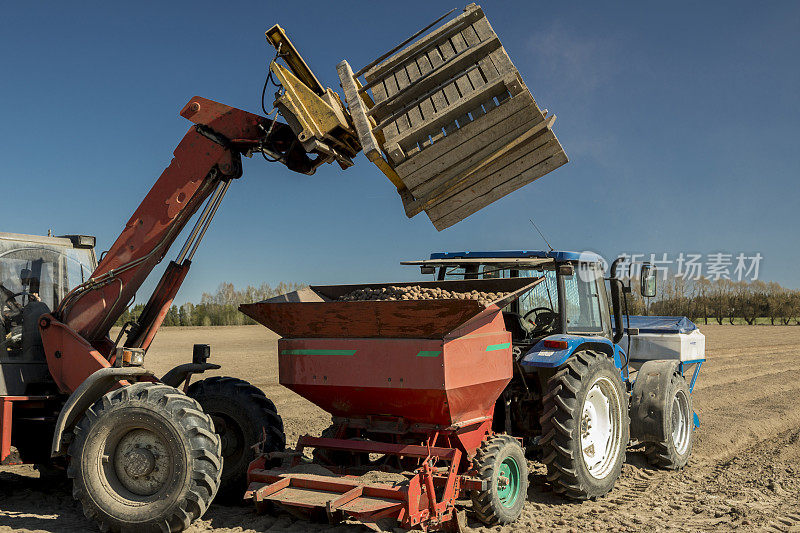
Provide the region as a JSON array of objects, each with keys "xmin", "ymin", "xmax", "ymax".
[
  {"xmin": 640, "ymin": 263, "xmax": 657, "ymax": 298},
  {"xmin": 420, "ymin": 266, "xmax": 435, "ymax": 275}
]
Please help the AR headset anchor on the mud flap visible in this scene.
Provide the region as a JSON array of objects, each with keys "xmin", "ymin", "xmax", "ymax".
[{"xmin": 630, "ymin": 360, "xmax": 680, "ymax": 443}]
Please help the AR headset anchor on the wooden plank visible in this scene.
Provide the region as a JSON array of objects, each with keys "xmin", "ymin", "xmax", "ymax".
[
  {"xmin": 466, "ymin": 22, "xmax": 501, "ymax": 85},
  {"xmin": 414, "ymin": 57, "xmax": 437, "ymax": 124},
  {"xmin": 425, "ymin": 47, "xmax": 453, "ymax": 139},
  {"xmin": 396, "ymin": 65, "xmax": 425, "ymax": 130},
  {"xmin": 431, "ymin": 150, "xmax": 569, "ymax": 230},
  {"xmin": 447, "ymin": 33, "xmax": 474, "ymax": 131},
  {"xmin": 405, "ymin": 110, "xmax": 543, "ymax": 196},
  {"xmin": 427, "ymin": 137, "xmax": 568, "ymax": 230},
  {"xmin": 473, "ymin": 17, "xmax": 516, "ymax": 76},
  {"xmin": 460, "ymin": 25, "xmax": 490, "ymax": 121},
  {"xmin": 365, "ymin": 37, "xmax": 501, "ymax": 123},
  {"xmin": 395, "ymin": 91, "xmax": 536, "ymax": 178},
  {"xmin": 370, "ymin": 80, "xmax": 398, "ymax": 142},
  {"xmin": 414, "ymin": 55, "xmax": 440, "ymax": 147},
  {"xmin": 336, "ymin": 60, "xmax": 382, "ymax": 159},
  {"xmin": 392, "ymin": 74, "xmax": 516, "ymax": 154},
  {"xmin": 436, "ymin": 40, "xmax": 462, "ymax": 109},
  {"xmin": 450, "ymin": 33, "xmax": 474, "ymax": 99},
  {"xmin": 402, "ymin": 117, "xmax": 556, "ymax": 216},
  {"xmin": 364, "ymin": 4, "xmax": 483, "ymax": 82},
  {"xmin": 459, "ymin": 28, "xmax": 488, "ymax": 94},
  {"xmin": 386, "ymin": 71, "xmax": 411, "ymax": 135}
]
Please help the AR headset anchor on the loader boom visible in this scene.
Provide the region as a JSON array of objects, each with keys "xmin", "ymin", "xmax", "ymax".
[{"xmin": 39, "ymin": 98, "xmax": 301, "ymax": 393}]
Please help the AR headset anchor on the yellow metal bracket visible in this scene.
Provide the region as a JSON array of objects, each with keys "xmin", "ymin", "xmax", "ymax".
[{"xmin": 266, "ymin": 25, "xmax": 360, "ymax": 166}]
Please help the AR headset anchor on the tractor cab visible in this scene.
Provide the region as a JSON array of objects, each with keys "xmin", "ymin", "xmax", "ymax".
[
  {"xmin": 403, "ymin": 250, "xmax": 627, "ymax": 352},
  {"xmin": 0, "ymin": 232, "xmax": 96, "ymax": 395}
]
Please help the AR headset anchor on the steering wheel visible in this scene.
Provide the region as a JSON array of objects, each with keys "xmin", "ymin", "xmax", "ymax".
[
  {"xmin": 522, "ymin": 306, "xmax": 558, "ymax": 335},
  {"xmin": 1, "ymin": 288, "xmax": 28, "ymax": 322}
]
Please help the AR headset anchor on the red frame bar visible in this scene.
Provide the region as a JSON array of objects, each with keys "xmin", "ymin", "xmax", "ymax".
[
  {"xmin": 0, "ymin": 395, "xmax": 54, "ymax": 465},
  {"xmin": 298, "ymin": 435, "xmax": 458, "ymax": 460}
]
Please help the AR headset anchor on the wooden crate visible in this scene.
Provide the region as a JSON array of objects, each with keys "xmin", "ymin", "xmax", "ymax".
[{"xmin": 339, "ymin": 3, "xmax": 568, "ymax": 230}]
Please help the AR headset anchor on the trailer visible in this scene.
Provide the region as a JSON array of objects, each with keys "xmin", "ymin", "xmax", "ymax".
[{"xmin": 241, "ymin": 278, "xmax": 540, "ymax": 530}]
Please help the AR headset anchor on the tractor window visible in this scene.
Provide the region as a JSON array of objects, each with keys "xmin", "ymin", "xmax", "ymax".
[
  {"xmin": 65, "ymin": 248, "xmax": 95, "ymax": 290},
  {"xmin": 0, "ymin": 249, "xmax": 61, "ymax": 311},
  {"xmin": 516, "ymin": 269, "xmax": 558, "ymax": 316},
  {"xmin": 562, "ymin": 266, "xmax": 605, "ymax": 335}
]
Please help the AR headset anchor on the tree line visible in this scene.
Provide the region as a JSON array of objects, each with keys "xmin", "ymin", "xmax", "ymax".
[
  {"xmin": 116, "ymin": 281, "xmax": 306, "ymax": 327},
  {"xmin": 626, "ymin": 277, "xmax": 800, "ymax": 325},
  {"xmin": 117, "ymin": 277, "xmax": 800, "ymax": 328}
]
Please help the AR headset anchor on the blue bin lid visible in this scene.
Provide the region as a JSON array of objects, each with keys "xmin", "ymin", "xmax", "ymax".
[{"xmin": 615, "ymin": 315, "xmax": 698, "ymax": 334}]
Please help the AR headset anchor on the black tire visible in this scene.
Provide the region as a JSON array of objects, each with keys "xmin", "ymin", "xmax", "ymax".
[
  {"xmin": 644, "ymin": 373, "xmax": 693, "ymax": 469},
  {"xmin": 187, "ymin": 376, "xmax": 285, "ymax": 501},
  {"xmin": 470, "ymin": 434, "xmax": 528, "ymax": 526},
  {"xmin": 539, "ymin": 350, "xmax": 629, "ymax": 500},
  {"xmin": 68, "ymin": 382, "xmax": 222, "ymax": 533}
]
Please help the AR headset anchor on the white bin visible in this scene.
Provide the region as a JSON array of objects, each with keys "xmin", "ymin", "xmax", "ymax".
[{"xmin": 623, "ymin": 328, "xmax": 705, "ymax": 362}]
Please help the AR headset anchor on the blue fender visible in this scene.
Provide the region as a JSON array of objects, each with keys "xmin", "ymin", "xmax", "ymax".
[{"xmin": 520, "ymin": 334, "xmax": 623, "ymax": 371}]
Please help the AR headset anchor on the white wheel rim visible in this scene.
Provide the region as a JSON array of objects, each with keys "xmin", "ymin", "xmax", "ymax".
[
  {"xmin": 671, "ymin": 389, "xmax": 691, "ymax": 456},
  {"xmin": 580, "ymin": 376, "xmax": 623, "ymax": 480}
]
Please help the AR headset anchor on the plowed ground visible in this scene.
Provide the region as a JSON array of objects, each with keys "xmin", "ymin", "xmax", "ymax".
[{"xmin": 2, "ymin": 324, "xmax": 799, "ymax": 532}]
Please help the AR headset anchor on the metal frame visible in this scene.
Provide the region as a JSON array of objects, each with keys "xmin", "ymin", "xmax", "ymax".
[
  {"xmin": 679, "ymin": 359, "xmax": 704, "ymax": 393},
  {"xmin": 246, "ymin": 423, "xmax": 490, "ymax": 531},
  {"xmin": 0, "ymin": 395, "xmax": 54, "ymax": 465}
]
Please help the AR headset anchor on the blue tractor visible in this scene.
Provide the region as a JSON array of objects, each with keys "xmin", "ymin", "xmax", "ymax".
[{"xmin": 404, "ymin": 250, "xmax": 704, "ymax": 501}]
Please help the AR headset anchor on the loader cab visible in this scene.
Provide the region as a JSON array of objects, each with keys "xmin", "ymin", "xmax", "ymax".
[
  {"xmin": 0, "ymin": 232, "xmax": 97, "ymax": 395},
  {"xmin": 408, "ymin": 251, "xmax": 614, "ymax": 349}
]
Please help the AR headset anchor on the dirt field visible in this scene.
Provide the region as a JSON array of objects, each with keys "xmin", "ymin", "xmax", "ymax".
[{"xmin": 2, "ymin": 324, "xmax": 800, "ymax": 532}]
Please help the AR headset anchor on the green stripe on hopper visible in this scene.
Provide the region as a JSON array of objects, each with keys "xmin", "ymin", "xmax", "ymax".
[
  {"xmin": 486, "ymin": 342, "xmax": 511, "ymax": 352},
  {"xmin": 416, "ymin": 350, "xmax": 442, "ymax": 357},
  {"xmin": 280, "ymin": 349, "xmax": 357, "ymax": 356}
]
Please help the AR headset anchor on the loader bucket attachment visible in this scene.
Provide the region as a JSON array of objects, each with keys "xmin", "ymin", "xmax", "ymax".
[{"xmin": 338, "ymin": 3, "xmax": 568, "ymax": 230}]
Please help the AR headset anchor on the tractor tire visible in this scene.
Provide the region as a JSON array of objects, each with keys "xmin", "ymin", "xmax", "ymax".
[
  {"xmin": 644, "ymin": 373, "xmax": 693, "ymax": 469},
  {"xmin": 67, "ymin": 382, "xmax": 221, "ymax": 533},
  {"xmin": 187, "ymin": 376, "xmax": 285, "ymax": 502},
  {"xmin": 539, "ymin": 350, "xmax": 629, "ymax": 500},
  {"xmin": 470, "ymin": 434, "xmax": 528, "ymax": 526}
]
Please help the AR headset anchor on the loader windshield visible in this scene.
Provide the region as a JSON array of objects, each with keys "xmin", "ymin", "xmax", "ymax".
[{"xmin": 0, "ymin": 236, "xmax": 96, "ymax": 313}]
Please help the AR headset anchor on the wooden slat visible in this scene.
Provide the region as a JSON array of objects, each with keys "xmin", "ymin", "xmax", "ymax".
[
  {"xmin": 365, "ymin": 36, "xmax": 500, "ymax": 123},
  {"xmin": 449, "ymin": 32, "xmax": 475, "ymax": 130},
  {"xmin": 472, "ymin": 16, "xmax": 516, "ymax": 76},
  {"xmin": 436, "ymin": 40, "xmax": 462, "ymax": 111},
  {"xmin": 391, "ymin": 74, "xmax": 516, "ymax": 155},
  {"xmin": 402, "ymin": 117, "xmax": 556, "ymax": 217},
  {"xmin": 459, "ymin": 25, "xmax": 491, "ymax": 122},
  {"xmin": 395, "ymin": 66, "xmax": 425, "ymax": 131},
  {"xmin": 370, "ymin": 80, "xmax": 399, "ymax": 142},
  {"xmin": 336, "ymin": 60, "xmax": 383, "ymax": 159},
  {"xmin": 395, "ymin": 91, "xmax": 535, "ymax": 179},
  {"xmin": 432, "ymin": 151, "xmax": 569, "ymax": 230},
  {"xmin": 428, "ymin": 136, "xmax": 568, "ymax": 230},
  {"xmin": 386, "ymin": 72, "xmax": 410, "ymax": 136},
  {"xmin": 423, "ymin": 49, "xmax": 447, "ymax": 107},
  {"xmin": 364, "ymin": 4, "xmax": 483, "ymax": 82},
  {"xmin": 407, "ymin": 109, "xmax": 543, "ymax": 196},
  {"xmin": 414, "ymin": 55, "xmax": 440, "ymax": 147}
]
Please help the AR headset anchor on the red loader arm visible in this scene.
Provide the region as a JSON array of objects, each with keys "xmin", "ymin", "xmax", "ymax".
[{"xmin": 39, "ymin": 97, "xmax": 308, "ymax": 393}]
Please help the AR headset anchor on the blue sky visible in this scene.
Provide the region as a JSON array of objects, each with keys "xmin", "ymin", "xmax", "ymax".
[{"xmin": 1, "ymin": 1, "xmax": 798, "ymax": 303}]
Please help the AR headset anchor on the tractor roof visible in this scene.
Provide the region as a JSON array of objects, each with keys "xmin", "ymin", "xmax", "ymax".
[
  {"xmin": 401, "ymin": 250, "xmax": 604, "ymax": 268},
  {"xmin": 428, "ymin": 250, "xmax": 603, "ymax": 263}
]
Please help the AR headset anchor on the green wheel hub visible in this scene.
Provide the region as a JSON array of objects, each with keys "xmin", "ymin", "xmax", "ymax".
[{"xmin": 496, "ymin": 456, "xmax": 520, "ymax": 507}]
